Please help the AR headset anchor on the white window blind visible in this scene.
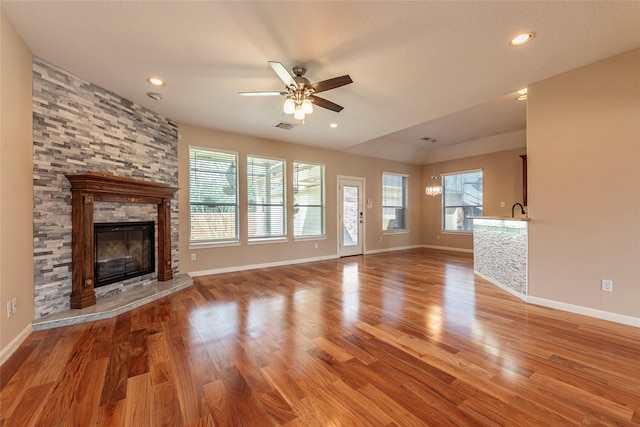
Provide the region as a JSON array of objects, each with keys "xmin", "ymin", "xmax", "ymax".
[
  {"xmin": 189, "ymin": 147, "xmax": 238, "ymax": 242},
  {"xmin": 247, "ymin": 156, "xmax": 286, "ymax": 239},
  {"xmin": 293, "ymin": 162, "xmax": 325, "ymax": 238}
]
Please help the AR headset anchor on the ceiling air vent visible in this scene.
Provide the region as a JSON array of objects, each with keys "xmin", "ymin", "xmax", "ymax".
[{"xmin": 274, "ymin": 121, "xmax": 296, "ymax": 130}]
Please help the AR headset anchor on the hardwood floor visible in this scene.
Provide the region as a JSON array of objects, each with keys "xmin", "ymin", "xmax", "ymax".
[{"xmin": 2, "ymin": 248, "xmax": 639, "ymax": 426}]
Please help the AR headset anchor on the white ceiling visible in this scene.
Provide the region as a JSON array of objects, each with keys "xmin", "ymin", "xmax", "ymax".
[{"xmin": 3, "ymin": 1, "xmax": 640, "ymax": 164}]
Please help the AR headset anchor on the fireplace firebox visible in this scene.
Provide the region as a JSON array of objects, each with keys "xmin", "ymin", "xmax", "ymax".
[{"xmin": 94, "ymin": 221, "xmax": 155, "ymax": 287}]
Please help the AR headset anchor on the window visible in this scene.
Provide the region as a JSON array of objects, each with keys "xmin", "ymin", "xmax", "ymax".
[
  {"xmin": 293, "ymin": 162, "xmax": 325, "ymax": 238},
  {"xmin": 382, "ymin": 172, "xmax": 408, "ymax": 231},
  {"xmin": 247, "ymin": 156, "xmax": 286, "ymax": 239},
  {"xmin": 442, "ymin": 169, "xmax": 483, "ymax": 232},
  {"xmin": 189, "ymin": 147, "xmax": 238, "ymax": 243}
]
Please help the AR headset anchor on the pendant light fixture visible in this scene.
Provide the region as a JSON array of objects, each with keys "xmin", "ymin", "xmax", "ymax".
[{"xmin": 425, "ymin": 139, "xmax": 442, "ymax": 196}]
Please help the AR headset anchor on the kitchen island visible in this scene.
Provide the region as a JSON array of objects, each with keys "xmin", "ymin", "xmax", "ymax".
[{"xmin": 471, "ymin": 216, "xmax": 529, "ymax": 300}]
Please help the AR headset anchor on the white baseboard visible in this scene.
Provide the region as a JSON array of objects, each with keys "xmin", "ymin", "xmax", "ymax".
[
  {"xmin": 189, "ymin": 254, "xmax": 339, "ymax": 277},
  {"xmin": 365, "ymin": 245, "xmax": 422, "ymax": 255},
  {"xmin": 422, "ymin": 244, "xmax": 473, "ymax": 254},
  {"xmin": 476, "ymin": 271, "xmax": 640, "ymax": 328},
  {"xmin": 0, "ymin": 323, "xmax": 33, "ymax": 365},
  {"xmin": 191, "ymin": 245, "xmax": 466, "ymax": 276},
  {"xmin": 527, "ymin": 296, "xmax": 640, "ymax": 328}
]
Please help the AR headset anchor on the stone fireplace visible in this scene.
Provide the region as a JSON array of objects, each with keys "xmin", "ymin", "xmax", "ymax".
[
  {"xmin": 66, "ymin": 172, "xmax": 178, "ymax": 309},
  {"xmin": 33, "ymin": 56, "xmax": 179, "ymax": 319}
]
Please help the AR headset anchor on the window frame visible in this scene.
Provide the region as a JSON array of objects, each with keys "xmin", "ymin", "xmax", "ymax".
[
  {"xmin": 381, "ymin": 172, "xmax": 409, "ymax": 233},
  {"xmin": 441, "ymin": 168, "xmax": 483, "ymax": 233},
  {"xmin": 247, "ymin": 155, "xmax": 287, "ymax": 242},
  {"xmin": 188, "ymin": 146, "xmax": 240, "ymax": 246},
  {"xmin": 293, "ymin": 161, "xmax": 326, "ymax": 240}
]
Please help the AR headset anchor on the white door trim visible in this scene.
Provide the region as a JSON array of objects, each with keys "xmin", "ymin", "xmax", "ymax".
[{"xmin": 337, "ymin": 175, "xmax": 365, "ymax": 257}]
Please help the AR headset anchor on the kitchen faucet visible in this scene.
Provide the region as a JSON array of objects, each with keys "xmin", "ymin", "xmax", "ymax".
[{"xmin": 511, "ymin": 202, "xmax": 526, "ymax": 218}]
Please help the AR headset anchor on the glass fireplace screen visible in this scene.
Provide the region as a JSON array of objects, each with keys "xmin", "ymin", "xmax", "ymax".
[{"xmin": 94, "ymin": 221, "xmax": 155, "ymax": 287}]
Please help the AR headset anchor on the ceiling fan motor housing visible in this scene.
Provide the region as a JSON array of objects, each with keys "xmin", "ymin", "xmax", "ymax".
[
  {"xmin": 293, "ymin": 77, "xmax": 312, "ymax": 91},
  {"xmin": 292, "ymin": 66, "xmax": 306, "ymax": 76}
]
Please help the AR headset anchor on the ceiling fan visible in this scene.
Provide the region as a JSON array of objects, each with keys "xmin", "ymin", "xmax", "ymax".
[{"xmin": 239, "ymin": 61, "xmax": 353, "ymax": 120}]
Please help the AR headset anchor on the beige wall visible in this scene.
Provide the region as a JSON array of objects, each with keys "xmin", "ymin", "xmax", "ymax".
[
  {"xmin": 527, "ymin": 48, "xmax": 640, "ymax": 319},
  {"xmin": 178, "ymin": 124, "xmax": 424, "ymax": 274},
  {"xmin": 1, "ymin": 10, "xmax": 634, "ymax": 363},
  {"xmin": 422, "ymin": 147, "xmax": 526, "ymax": 251},
  {"xmin": 0, "ymin": 10, "xmax": 34, "ymax": 358}
]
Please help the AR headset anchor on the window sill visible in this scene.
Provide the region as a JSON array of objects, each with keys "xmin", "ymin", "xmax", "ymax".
[
  {"xmin": 189, "ymin": 240, "xmax": 241, "ymax": 250},
  {"xmin": 294, "ymin": 235, "xmax": 327, "ymax": 242},
  {"xmin": 382, "ymin": 230, "xmax": 409, "ymax": 235},
  {"xmin": 441, "ymin": 230, "xmax": 473, "ymax": 235},
  {"xmin": 247, "ymin": 237, "xmax": 289, "ymax": 245}
]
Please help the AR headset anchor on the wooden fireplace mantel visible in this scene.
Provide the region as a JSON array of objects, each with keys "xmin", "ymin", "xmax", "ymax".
[{"xmin": 66, "ymin": 172, "xmax": 178, "ymax": 309}]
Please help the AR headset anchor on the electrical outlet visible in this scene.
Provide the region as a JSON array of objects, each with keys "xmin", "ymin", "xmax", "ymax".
[
  {"xmin": 314, "ymin": 243, "xmax": 318, "ymax": 249},
  {"xmin": 501, "ymin": 201, "xmax": 506, "ymax": 208},
  {"xmin": 601, "ymin": 279, "xmax": 613, "ymax": 292},
  {"xmin": 6, "ymin": 301, "xmax": 12, "ymax": 318},
  {"xmin": 191, "ymin": 253, "xmax": 196, "ymax": 261},
  {"xmin": 11, "ymin": 298, "xmax": 17, "ymax": 315}
]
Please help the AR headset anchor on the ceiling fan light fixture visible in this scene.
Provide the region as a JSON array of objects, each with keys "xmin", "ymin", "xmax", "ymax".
[
  {"xmin": 302, "ymin": 98, "xmax": 313, "ymax": 114},
  {"xmin": 294, "ymin": 104, "xmax": 305, "ymax": 120},
  {"xmin": 283, "ymin": 97, "xmax": 295, "ymax": 114},
  {"xmin": 240, "ymin": 61, "xmax": 353, "ymax": 119}
]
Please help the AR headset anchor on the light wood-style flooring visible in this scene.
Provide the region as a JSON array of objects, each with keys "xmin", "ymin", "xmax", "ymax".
[{"xmin": 1, "ymin": 249, "xmax": 639, "ymax": 426}]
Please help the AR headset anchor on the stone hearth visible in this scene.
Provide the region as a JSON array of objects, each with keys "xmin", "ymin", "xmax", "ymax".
[{"xmin": 32, "ymin": 273, "xmax": 192, "ymax": 330}]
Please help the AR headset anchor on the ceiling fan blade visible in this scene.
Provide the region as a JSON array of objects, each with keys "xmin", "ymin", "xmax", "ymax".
[
  {"xmin": 238, "ymin": 91, "xmax": 286, "ymax": 96},
  {"xmin": 311, "ymin": 75, "xmax": 353, "ymax": 94},
  {"xmin": 310, "ymin": 95, "xmax": 344, "ymax": 112},
  {"xmin": 269, "ymin": 61, "xmax": 298, "ymax": 89}
]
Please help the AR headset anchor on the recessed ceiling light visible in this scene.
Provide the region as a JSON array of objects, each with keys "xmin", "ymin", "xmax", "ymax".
[
  {"xmin": 510, "ymin": 32, "xmax": 535, "ymax": 46},
  {"xmin": 146, "ymin": 77, "xmax": 165, "ymax": 87},
  {"xmin": 516, "ymin": 88, "xmax": 528, "ymax": 101},
  {"xmin": 146, "ymin": 92, "xmax": 162, "ymax": 101},
  {"xmin": 329, "ymin": 123, "xmax": 338, "ymax": 128}
]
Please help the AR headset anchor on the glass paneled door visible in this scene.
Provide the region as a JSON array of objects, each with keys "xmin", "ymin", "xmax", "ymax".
[{"xmin": 338, "ymin": 177, "xmax": 364, "ymax": 257}]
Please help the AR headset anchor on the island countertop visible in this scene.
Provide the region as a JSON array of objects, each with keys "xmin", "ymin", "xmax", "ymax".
[{"xmin": 469, "ymin": 216, "xmax": 530, "ymax": 221}]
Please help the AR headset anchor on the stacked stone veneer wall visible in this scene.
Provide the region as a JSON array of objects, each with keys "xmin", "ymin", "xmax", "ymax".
[
  {"xmin": 473, "ymin": 220, "xmax": 528, "ymax": 297},
  {"xmin": 32, "ymin": 57, "xmax": 179, "ymax": 319}
]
